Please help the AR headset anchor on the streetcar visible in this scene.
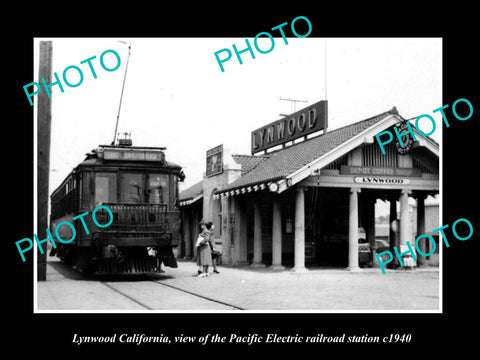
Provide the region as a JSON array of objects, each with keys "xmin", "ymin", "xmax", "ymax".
[{"xmin": 49, "ymin": 138, "xmax": 185, "ymax": 274}]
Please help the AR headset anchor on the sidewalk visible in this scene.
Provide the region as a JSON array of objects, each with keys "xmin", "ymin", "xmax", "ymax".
[{"xmin": 161, "ymin": 260, "xmax": 440, "ymax": 311}]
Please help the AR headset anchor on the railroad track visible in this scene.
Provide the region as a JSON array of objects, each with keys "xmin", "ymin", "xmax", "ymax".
[
  {"xmin": 101, "ymin": 280, "xmax": 244, "ymax": 311},
  {"xmin": 101, "ymin": 281, "xmax": 155, "ymax": 310}
]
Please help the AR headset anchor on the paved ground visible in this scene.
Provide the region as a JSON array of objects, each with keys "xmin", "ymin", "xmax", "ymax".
[{"xmin": 37, "ymin": 257, "xmax": 439, "ymax": 311}]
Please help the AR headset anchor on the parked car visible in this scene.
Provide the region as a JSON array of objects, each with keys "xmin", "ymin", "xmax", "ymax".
[{"xmin": 375, "ymin": 239, "xmax": 390, "ymax": 252}]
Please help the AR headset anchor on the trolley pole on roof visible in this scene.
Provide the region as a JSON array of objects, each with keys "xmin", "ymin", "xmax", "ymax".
[
  {"xmin": 37, "ymin": 41, "xmax": 53, "ymax": 281},
  {"xmin": 112, "ymin": 42, "xmax": 132, "ymax": 146}
]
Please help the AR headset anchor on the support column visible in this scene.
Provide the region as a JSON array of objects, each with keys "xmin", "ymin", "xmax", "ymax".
[
  {"xmin": 183, "ymin": 209, "xmax": 192, "ymax": 259},
  {"xmin": 399, "ymin": 189, "xmax": 415, "ymax": 268},
  {"xmin": 271, "ymin": 197, "xmax": 285, "ymax": 270},
  {"xmin": 348, "ymin": 187, "xmax": 361, "ymax": 271},
  {"xmin": 251, "ymin": 201, "xmax": 265, "ymax": 267},
  {"xmin": 416, "ymin": 194, "xmax": 426, "ymax": 266},
  {"xmin": 365, "ymin": 197, "xmax": 377, "ymax": 267},
  {"xmin": 293, "ymin": 186, "xmax": 308, "ymax": 273}
]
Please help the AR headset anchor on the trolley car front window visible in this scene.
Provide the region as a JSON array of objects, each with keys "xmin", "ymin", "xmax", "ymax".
[
  {"xmin": 147, "ymin": 174, "xmax": 169, "ymax": 205},
  {"xmin": 120, "ymin": 173, "xmax": 145, "ymax": 204},
  {"xmin": 95, "ymin": 173, "xmax": 117, "ymax": 205}
]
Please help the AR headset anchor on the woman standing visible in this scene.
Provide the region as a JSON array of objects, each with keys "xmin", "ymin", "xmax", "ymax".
[
  {"xmin": 196, "ymin": 220, "xmax": 213, "ymax": 277},
  {"xmin": 206, "ymin": 221, "xmax": 220, "ymax": 274}
]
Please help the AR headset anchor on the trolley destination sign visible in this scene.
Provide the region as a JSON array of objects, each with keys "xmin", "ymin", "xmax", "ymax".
[
  {"xmin": 102, "ymin": 148, "xmax": 165, "ymax": 162},
  {"xmin": 251, "ymin": 100, "xmax": 327, "ymax": 154}
]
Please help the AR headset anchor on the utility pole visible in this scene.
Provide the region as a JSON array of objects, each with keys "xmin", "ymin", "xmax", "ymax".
[{"xmin": 37, "ymin": 41, "xmax": 53, "ymax": 281}]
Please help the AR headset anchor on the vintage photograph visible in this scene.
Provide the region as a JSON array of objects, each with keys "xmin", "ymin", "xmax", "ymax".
[{"xmin": 34, "ymin": 37, "xmax": 441, "ymax": 312}]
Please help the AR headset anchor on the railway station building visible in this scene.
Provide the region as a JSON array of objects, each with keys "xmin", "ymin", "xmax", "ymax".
[{"xmin": 179, "ymin": 100, "xmax": 439, "ymax": 271}]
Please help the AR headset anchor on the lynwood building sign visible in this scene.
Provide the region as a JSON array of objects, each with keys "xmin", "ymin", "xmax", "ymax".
[{"xmin": 251, "ymin": 100, "xmax": 328, "ymax": 154}]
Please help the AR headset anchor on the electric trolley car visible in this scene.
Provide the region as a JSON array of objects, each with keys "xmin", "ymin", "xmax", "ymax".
[{"xmin": 49, "ymin": 139, "xmax": 185, "ymax": 274}]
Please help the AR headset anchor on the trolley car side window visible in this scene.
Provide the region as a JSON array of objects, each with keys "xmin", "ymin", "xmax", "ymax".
[{"xmin": 81, "ymin": 171, "xmax": 94, "ymax": 209}]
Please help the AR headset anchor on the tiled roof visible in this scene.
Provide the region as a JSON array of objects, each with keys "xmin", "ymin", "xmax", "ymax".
[
  {"xmin": 179, "ymin": 180, "xmax": 203, "ymax": 201},
  {"xmin": 218, "ymin": 109, "xmax": 399, "ymax": 193},
  {"xmin": 179, "ymin": 155, "xmax": 269, "ymax": 202},
  {"xmin": 231, "ymin": 154, "xmax": 270, "ymax": 174}
]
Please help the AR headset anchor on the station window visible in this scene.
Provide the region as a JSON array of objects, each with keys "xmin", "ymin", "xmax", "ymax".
[
  {"xmin": 282, "ymin": 204, "xmax": 294, "ymax": 233},
  {"xmin": 95, "ymin": 173, "xmax": 117, "ymax": 205}
]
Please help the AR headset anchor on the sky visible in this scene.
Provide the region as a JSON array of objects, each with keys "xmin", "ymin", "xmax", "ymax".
[{"xmin": 33, "ymin": 37, "xmax": 442, "ymax": 198}]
